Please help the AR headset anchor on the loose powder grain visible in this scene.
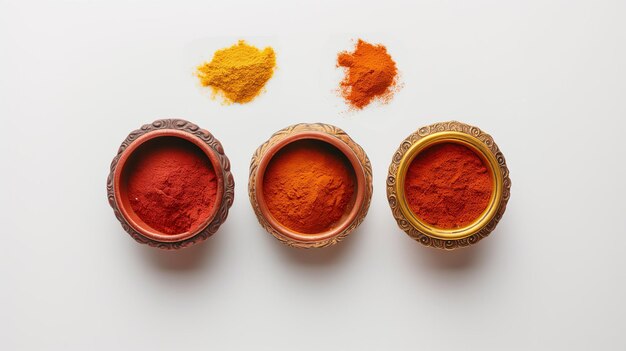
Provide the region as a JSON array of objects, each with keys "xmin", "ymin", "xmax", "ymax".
[{"xmin": 404, "ymin": 143, "xmax": 493, "ymax": 229}]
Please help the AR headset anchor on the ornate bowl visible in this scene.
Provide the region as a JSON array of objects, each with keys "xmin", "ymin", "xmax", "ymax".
[
  {"xmin": 249, "ymin": 123, "xmax": 373, "ymax": 248},
  {"xmin": 386, "ymin": 121, "xmax": 511, "ymax": 250},
  {"xmin": 106, "ymin": 119, "xmax": 235, "ymax": 250}
]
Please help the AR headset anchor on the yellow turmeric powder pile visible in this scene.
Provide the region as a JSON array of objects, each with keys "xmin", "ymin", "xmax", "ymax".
[{"xmin": 196, "ymin": 40, "xmax": 276, "ymax": 104}]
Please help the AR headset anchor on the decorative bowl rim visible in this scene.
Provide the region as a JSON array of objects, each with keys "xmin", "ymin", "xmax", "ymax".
[
  {"xmin": 386, "ymin": 120, "xmax": 511, "ymax": 250},
  {"xmin": 113, "ymin": 129, "xmax": 225, "ymax": 243},
  {"xmin": 248, "ymin": 123, "xmax": 373, "ymax": 249},
  {"xmin": 107, "ymin": 119, "xmax": 235, "ymax": 250}
]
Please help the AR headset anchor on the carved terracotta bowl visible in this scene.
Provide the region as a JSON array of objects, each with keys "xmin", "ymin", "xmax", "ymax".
[
  {"xmin": 386, "ymin": 121, "xmax": 511, "ymax": 250},
  {"xmin": 107, "ymin": 119, "xmax": 234, "ymax": 250},
  {"xmin": 249, "ymin": 123, "xmax": 373, "ymax": 248}
]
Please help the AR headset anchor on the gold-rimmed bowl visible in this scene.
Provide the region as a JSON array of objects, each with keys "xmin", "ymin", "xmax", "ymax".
[
  {"xmin": 386, "ymin": 121, "xmax": 511, "ymax": 250},
  {"xmin": 249, "ymin": 123, "xmax": 373, "ymax": 249}
]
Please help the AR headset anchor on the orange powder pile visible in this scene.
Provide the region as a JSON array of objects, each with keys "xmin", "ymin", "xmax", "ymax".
[
  {"xmin": 262, "ymin": 140, "xmax": 355, "ymax": 234},
  {"xmin": 404, "ymin": 143, "xmax": 493, "ymax": 229},
  {"xmin": 337, "ymin": 39, "xmax": 399, "ymax": 109}
]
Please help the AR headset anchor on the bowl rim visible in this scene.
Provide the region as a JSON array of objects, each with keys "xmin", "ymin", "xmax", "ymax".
[
  {"xmin": 113, "ymin": 129, "xmax": 225, "ymax": 242},
  {"xmin": 107, "ymin": 119, "xmax": 234, "ymax": 250},
  {"xmin": 248, "ymin": 123, "xmax": 373, "ymax": 249},
  {"xmin": 255, "ymin": 131, "xmax": 366, "ymax": 244},
  {"xmin": 386, "ymin": 121, "xmax": 511, "ymax": 250},
  {"xmin": 395, "ymin": 132, "xmax": 501, "ymax": 240}
]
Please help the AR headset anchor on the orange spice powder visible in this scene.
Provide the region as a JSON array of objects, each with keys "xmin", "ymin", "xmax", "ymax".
[
  {"xmin": 404, "ymin": 143, "xmax": 493, "ymax": 229},
  {"xmin": 262, "ymin": 140, "xmax": 356, "ymax": 234},
  {"xmin": 337, "ymin": 39, "xmax": 400, "ymax": 109}
]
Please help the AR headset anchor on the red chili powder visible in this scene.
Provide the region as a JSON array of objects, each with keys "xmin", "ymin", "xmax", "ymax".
[
  {"xmin": 262, "ymin": 140, "xmax": 355, "ymax": 234},
  {"xmin": 124, "ymin": 137, "xmax": 218, "ymax": 234},
  {"xmin": 404, "ymin": 143, "xmax": 493, "ymax": 229}
]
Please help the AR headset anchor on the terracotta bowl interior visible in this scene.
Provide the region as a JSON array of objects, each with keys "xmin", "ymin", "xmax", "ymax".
[
  {"xmin": 255, "ymin": 132, "xmax": 366, "ymax": 244},
  {"xmin": 113, "ymin": 129, "xmax": 224, "ymax": 243},
  {"xmin": 398, "ymin": 135, "xmax": 501, "ymax": 240}
]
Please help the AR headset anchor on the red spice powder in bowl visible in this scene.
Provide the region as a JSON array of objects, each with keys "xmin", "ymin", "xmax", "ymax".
[
  {"xmin": 108, "ymin": 119, "xmax": 234, "ymax": 249},
  {"xmin": 121, "ymin": 136, "xmax": 218, "ymax": 235},
  {"xmin": 386, "ymin": 121, "xmax": 511, "ymax": 250},
  {"xmin": 404, "ymin": 142, "xmax": 493, "ymax": 229}
]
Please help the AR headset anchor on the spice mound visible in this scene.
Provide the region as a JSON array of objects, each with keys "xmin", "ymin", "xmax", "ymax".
[
  {"xmin": 262, "ymin": 140, "xmax": 356, "ymax": 234},
  {"xmin": 124, "ymin": 137, "xmax": 218, "ymax": 235},
  {"xmin": 196, "ymin": 40, "xmax": 276, "ymax": 104},
  {"xmin": 404, "ymin": 143, "xmax": 493, "ymax": 229},
  {"xmin": 337, "ymin": 39, "xmax": 399, "ymax": 109}
]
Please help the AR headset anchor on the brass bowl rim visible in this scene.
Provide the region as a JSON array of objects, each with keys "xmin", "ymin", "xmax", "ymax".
[
  {"xmin": 386, "ymin": 120, "xmax": 511, "ymax": 250},
  {"xmin": 395, "ymin": 131, "xmax": 502, "ymax": 240}
]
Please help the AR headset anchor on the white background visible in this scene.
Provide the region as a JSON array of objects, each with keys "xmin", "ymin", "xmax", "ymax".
[{"xmin": 1, "ymin": 0, "xmax": 625, "ymax": 350}]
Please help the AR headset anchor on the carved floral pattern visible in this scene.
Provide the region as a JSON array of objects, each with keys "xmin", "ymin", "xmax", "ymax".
[
  {"xmin": 386, "ymin": 121, "xmax": 511, "ymax": 250},
  {"xmin": 106, "ymin": 119, "xmax": 235, "ymax": 250},
  {"xmin": 248, "ymin": 123, "xmax": 373, "ymax": 248}
]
